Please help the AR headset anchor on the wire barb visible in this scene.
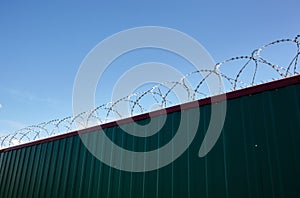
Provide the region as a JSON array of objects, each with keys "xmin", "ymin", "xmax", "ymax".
[{"xmin": 1, "ymin": 35, "xmax": 299, "ymax": 149}]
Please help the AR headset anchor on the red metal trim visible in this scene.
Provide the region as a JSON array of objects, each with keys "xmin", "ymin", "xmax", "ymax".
[{"xmin": 1, "ymin": 74, "xmax": 300, "ymax": 152}]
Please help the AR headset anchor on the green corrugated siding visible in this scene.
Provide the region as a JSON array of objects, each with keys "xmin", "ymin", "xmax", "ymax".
[{"xmin": 1, "ymin": 83, "xmax": 300, "ymax": 197}]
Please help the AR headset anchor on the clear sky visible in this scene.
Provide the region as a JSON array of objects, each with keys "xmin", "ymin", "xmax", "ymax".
[{"xmin": 0, "ymin": 0, "xmax": 299, "ymax": 136}]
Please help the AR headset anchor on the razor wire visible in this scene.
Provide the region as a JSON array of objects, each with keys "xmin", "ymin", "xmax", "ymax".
[{"xmin": 1, "ymin": 34, "xmax": 299, "ymax": 149}]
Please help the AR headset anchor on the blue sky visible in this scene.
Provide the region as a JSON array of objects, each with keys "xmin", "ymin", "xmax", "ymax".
[{"xmin": 0, "ymin": 0, "xmax": 299, "ymax": 136}]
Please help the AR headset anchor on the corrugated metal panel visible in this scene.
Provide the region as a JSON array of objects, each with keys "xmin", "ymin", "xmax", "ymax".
[{"xmin": 1, "ymin": 76, "xmax": 300, "ymax": 197}]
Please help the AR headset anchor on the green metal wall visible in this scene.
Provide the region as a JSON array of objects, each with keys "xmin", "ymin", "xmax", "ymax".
[{"xmin": 1, "ymin": 82, "xmax": 300, "ymax": 198}]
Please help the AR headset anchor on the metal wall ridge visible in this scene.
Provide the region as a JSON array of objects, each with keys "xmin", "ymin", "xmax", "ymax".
[{"xmin": 1, "ymin": 74, "xmax": 299, "ymax": 153}]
